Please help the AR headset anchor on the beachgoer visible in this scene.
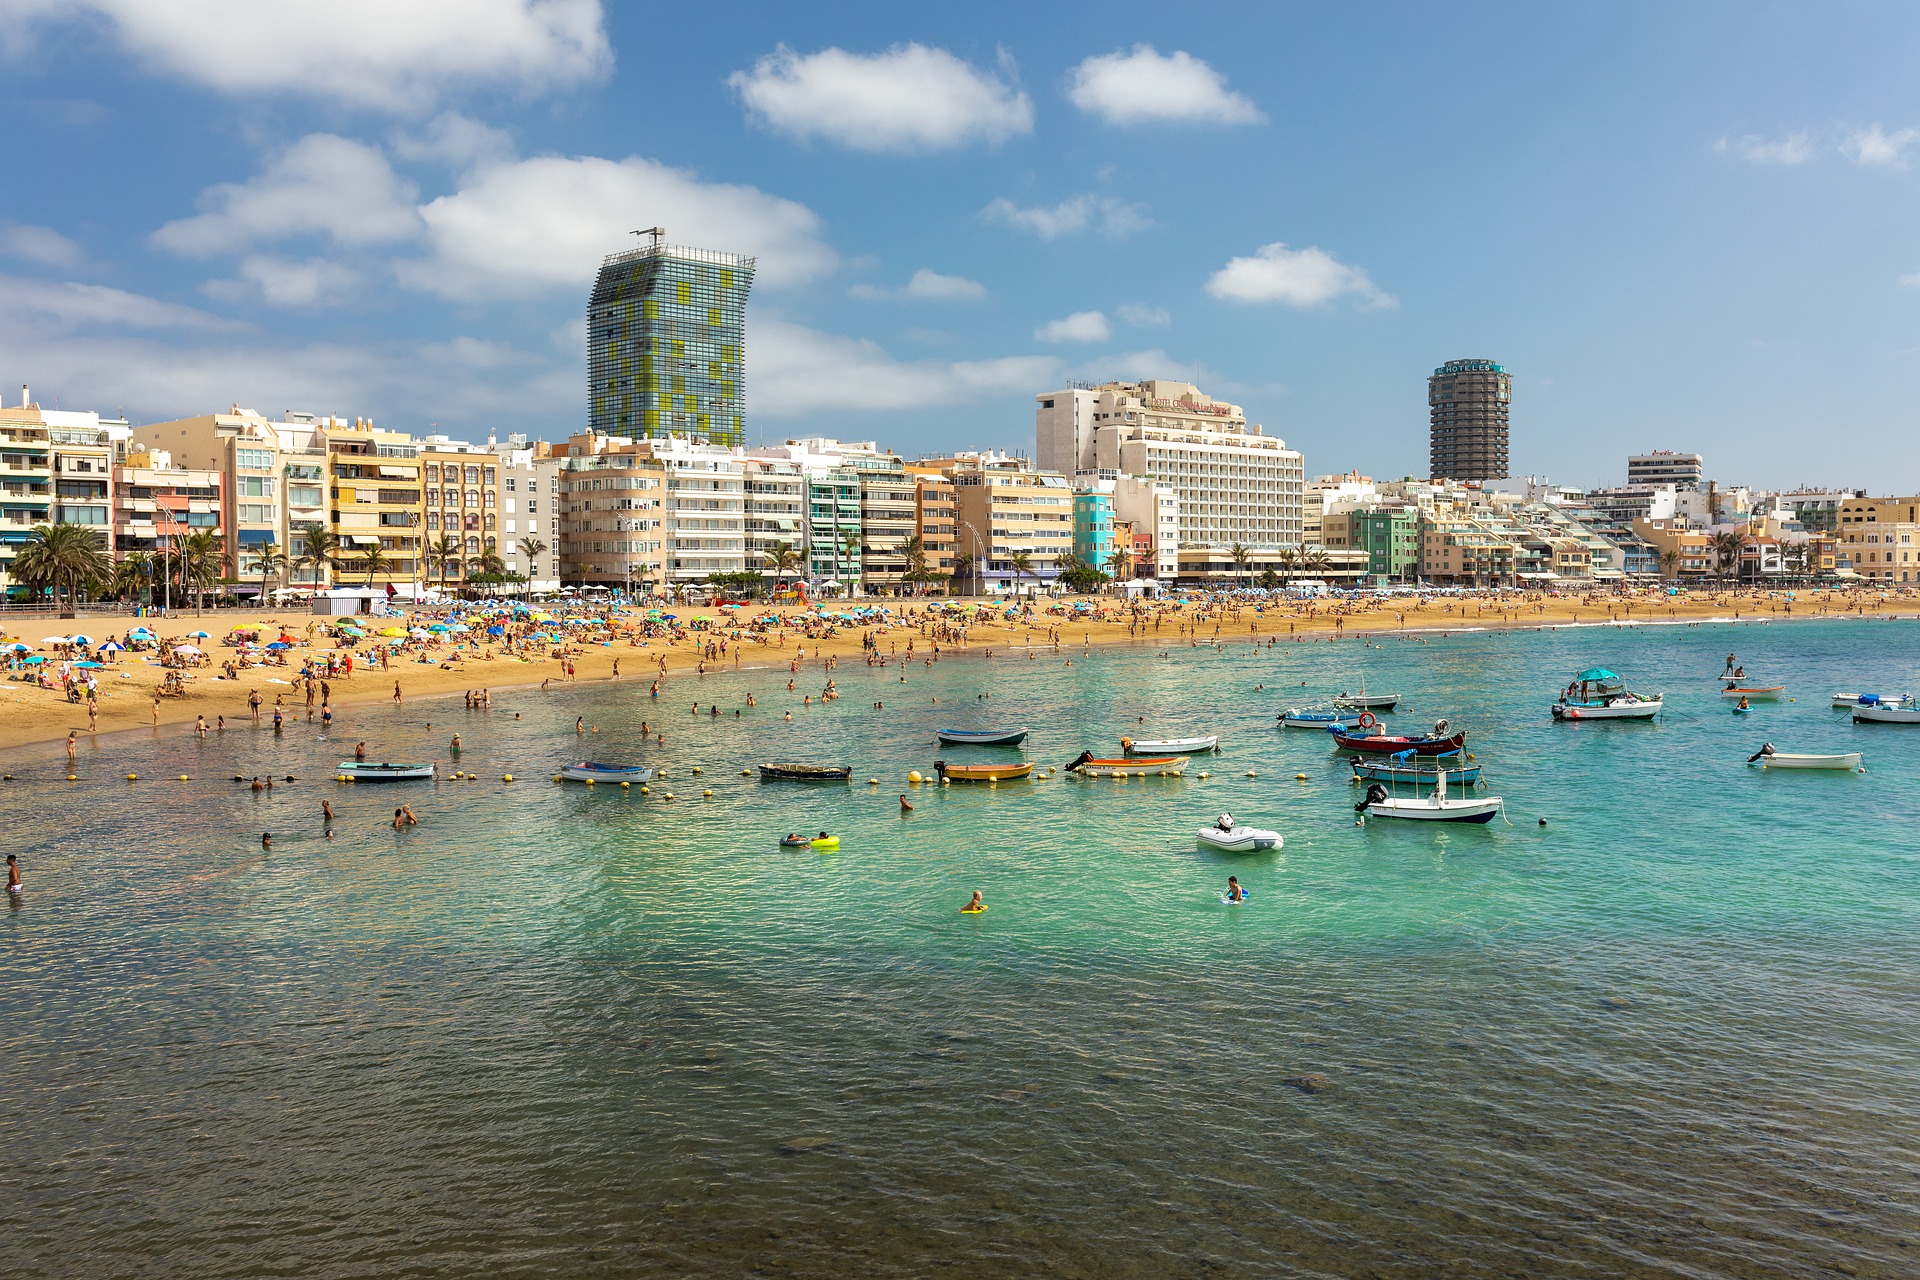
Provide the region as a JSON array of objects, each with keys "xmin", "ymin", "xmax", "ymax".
[
  {"xmin": 354, "ymin": 741, "xmax": 367, "ymax": 760},
  {"xmin": 261, "ymin": 833, "xmax": 272, "ymax": 849},
  {"xmin": 66, "ymin": 731, "xmax": 76, "ymax": 764},
  {"xmin": 900, "ymin": 794, "xmax": 913, "ymax": 813},
  {"xmin": 6, "ymin": 853, "xmax": 20, "ymax": 896},
  {"xmin": 1226, "ymin": 876, "xmax": 1245, "ymax": 902},
  {"xmin": 961, "ymin": 890, "xmax": 985, "ymax": 913},
  {"xmin": 450, "ymin": 733, "xmax": 461, "ymax": 753}
]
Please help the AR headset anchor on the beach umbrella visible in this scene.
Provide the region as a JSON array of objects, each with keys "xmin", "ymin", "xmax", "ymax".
[
  {"xmin": 266, "ymin": 642, "xmax": 288, "ymax": 651},
  {"xmin": 68, "ymin": 634, "xmax": 93, "ymax": 645},
  {"xmin": 486, "ymin": 625, "xmax": 505, "ymax": 635},
  {"xmin": 187, "ymin": 630, "xmax": 210, "ymax": 639},
  {"xmin": 100, "ymin": 641, "xmax": 124, "ymax": 652},
  {"xmin": 445, "ymin": 622, "xmax": 469, "ymax": 632},
  {"xmin": 41, "ymin": 636, "xmax": 69, "ymax": 646},
  {"xmin": 174, "ymin": 644, "xmax": 202, "ymax": 655},
  {"xmin": 379, "ymin": 628, "xmax": 406, "ymax": 637},
  {"xmin": 22, "ymin": 655, "xmax": 44, "ymax": 664},
  {"xmin": 7, "ymin": 642, "xmax": 31, "ymax": 652},
  {"xmin": 75, "ymin": 660, "xmax": 104, "ymax": 669}
]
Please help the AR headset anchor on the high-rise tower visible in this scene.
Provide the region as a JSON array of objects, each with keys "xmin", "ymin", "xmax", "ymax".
[
  {"xmin": 589, "ymin": 232, "xmax": 755, "ymax": 446},
  {"xmin": 1427, "ymin": 358, "xmax": 1510, "ymax": 482}
]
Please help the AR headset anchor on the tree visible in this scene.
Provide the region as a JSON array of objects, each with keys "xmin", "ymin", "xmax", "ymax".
[
  {"xmin": 1273, "ymin": 545, "xmax": 1299, "ymax": 587},
  {"xmin": 1056, "ymin": 553, "xmax": 1108, "ymax": 594},
  {"xmin": 1007, "ymin": 549, "xmax": 1034, "ymax": 596},
  {"xmin": 176, "ymin": 529, "xmax": 225, "ymax": 615},
  {"xmin": 761, "ymin": 539, "xmax": 802, "ymax": 595},
  {"xmin": 839, "ymin": 528, "xmax": 864, "ymax": 598},
  {"xmin": 951, "ymin": 551, "xmax": 977, "ymax": 596},
  {"xmin": 1712, "ymin": 530, "xmax": 1744, "ymax": 583},
  {"xmin": 355, "ymin": 543, "xmax": 391, "ymax": 587},
  {"xmin": 295, "ymin": 522, "xmax": 340, "ymax": 589},
  {"xmin": 1298, "ymin": 547, "xmax": 1329, "ymax": 582},
  {"xmin": 518, "ymin": 537, "xmax": 547, "ymax": 598},
  {"xmin": 13, "ymin": 523, "xmax": 111, "ymax": 614},
  {"xmin": 1659, "ymin": 549, "xmax": 1680, "ymax": 580},
  {"xmin": 1257, "ymin": 568, "xmax": 1281, "ymax": 590},
  {"xmin": 1105, "ymin": 548, "xmax": 1130, "ymax": 581},
  {"xmin": 1228, "ymin": 541, "xmax": 1252, "ymax": 586},
  {"xmin": 113, "ymin": 551, "xmax": 154, "ymax": 604},
  {"xmin": 426, "ymin": 533, "xmax": 460, "ymax": 586},
  {"xmin": 253, "ymin": 541, "xmax": 288, "ymax": 605}
]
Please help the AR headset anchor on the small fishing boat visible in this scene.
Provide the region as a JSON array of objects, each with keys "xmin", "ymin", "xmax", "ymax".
[
  {"xmin": 1195, "ymin": 813, "xmax": 1283, "ymax": 852},
  {"xmin": 1062, "ymin": 751, "xmax": 1191, "ymax": 777},
  {"xmin": 1552, "ymin": 667, "xmax": 1662, "ymax": 720},
  {"xmin": 758, "ymin": 763, "xmax": 854, "ymax": 781},
  {"xmin": 558, "ymin": 761, "xmax": 654, "ymax": 784},
  {"xmin": 1746, "ymin": 743, "xmax": 1864, "ymax": 771},
  {"xmin": 933, "ymin": 759, "xmax": 1033, "ymax": 783},
  {"xmin": 1350, "ymin": 756, "xmax": 1483, "ymax": 786},
  {"xmin": 1852, "ymin": 695, "xmax": 1920, "ymax": 724},
  {"xmin": 1333, "ymin": 691, "xmax": 1399, "ymax": 710},
  {"xmin": 336, "ymin": 761, "xmax": 435, "ymax": 781},
  {"xmin": 1355, "ymin": 771, "xmax": 1503, "ymax": 824},
  {"xmin": 1121, "ymin": 734, "xmax": 1218, "ymax": 754},
  {"xmin": 935, "ymin": 727, "xmax": 1029, "ymax": 746},
  {"xmin": 1722, "ymin": 685, "xmax": 1786, "ymax": 701},
  {"xmin": 1831, "ymin": 693, "xmax": 1900, "ymax": 709},
  {"xmin": 1280, "ymin": 706, "xmax": 1365, "ymax": 729},
  {"xmin": 1329, "ymin": 720, "xmax": 1466, "ymax": 756}
]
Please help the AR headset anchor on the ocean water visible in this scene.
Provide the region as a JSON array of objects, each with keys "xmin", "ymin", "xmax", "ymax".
[{"xmin": 4, "ymin": 617, "xmax": 1919, "ymax": 1278}]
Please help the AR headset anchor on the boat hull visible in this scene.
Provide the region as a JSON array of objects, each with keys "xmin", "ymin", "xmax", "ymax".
[
  {"xmin": 1330, "ymin": 730, "xmax": 1466, "ymax": 756},
  {"xmin": 1196, "ymin": 826, "xmax": 1282, "ymax": 852},
  {"xmin": 1722, "ymin": 687, "xmax": 1785, "ymax": 701},
  {"xmin": 337, "ymin": 762, "xmax": 434, "ymax": 781},
  {"xmin": 758, "ymin": 764, "xmax": 854, "ymax": 781},
  {"xmin": 1853, "ymin": 706, "xmax": 1920, "ymax": 724},
  {"xmin": 1333, "ymin": 693, "xmax": 1399, "ymax": 710},
  {"xmin": 1280, "ymin": 709, "xmax": 1364, "ymax": 729},
  {"xmin": 1122, "ymin": 735, "xmax": 1218, "ymax": 754},
  {"xmin": 1756, "ymin": 752, "xmax": 1863, "ymax": 770},
  {"xmin": 935, "ymin": 728, "xmax": 1029, "ymax": 746},
  {"xmin": 1068, "ymin": 755, "xmax": 1191, "ymax": 777},
  {"xmin": 1552, "ymin": 699, "xmax": 1663, "ymax": 720},
  {"xmin": 1351, "ymin": 760, "xmax": 1482, "ymax": 785},
  {"xmin": 1364, "ymin": 799, "xmax": 1501, "ymax": 823},
  {"xmin": 935, "ymin": 762, "xmax": 1033, "ymax": 782},
  {"xmin": 559, "ymin": 762, "xmax": 654, "ymax": 783}
]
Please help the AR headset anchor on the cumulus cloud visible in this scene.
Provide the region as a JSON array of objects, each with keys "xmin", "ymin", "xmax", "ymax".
[
  {"xmin": 153, "ymin": 135, "xmax": 421, "ymax": 257},
  {"xmin": 1205, "ymin": 242, "xmax": 1394, "ymax": 308},
  {"xmin": 1841, "ymin": 124, "xmax": 1920, "ymax": 168},
  {"xmin": 1035, "ymin": 310, "xmax": 1111, "ymax": 343},
  {"xmin": 752, "ymin": 317, "xmax": 1057, "ymax": 417},
  {"xmin": 1897, "ymin": 272, "xmax": 1920, "ymax": 289},
  {"xmin": 391, "ymin": 112, "xmax": 516, "ymax": 171},
  {"xmin": 730, "ymin": 43, "xmax": 1032, "ymax": 152},
  {"xmin": 1116, "ymin": 302, "xmax": 1170, "ymax": 328},
  {"xmin": 981, "ymin": 194, "xmax": 1151, "ymax": 239},
  {"xmin": 1, "ymin": 274, "xmax": 238, "ymax": 332},
  {"xmin": 2, "ymin": 0, "xmax": 610, "ymax": 112},
  {"xmin": 402, "ymin": 153, "xmax": 836, "ymax": 297},
  {"xmin": 1066, "ymin": 46, "xmax": 1262, "ymax": 126},
  {"xmin": 0, "ymin": 222, "xmax": 82, "ymax": 268},
  {"xmin": 203, "ymin": 256, "xmax": 361, "ymax": 308},
  {"xmin": 848, "ymin": 268, "xmax": 988, "ymax": 302},
  {"xmin": 1714, "ymin": 132, "xmax": 1816, "ymax": 165}
]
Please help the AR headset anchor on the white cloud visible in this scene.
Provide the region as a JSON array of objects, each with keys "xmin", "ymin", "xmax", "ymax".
[
  {"xmin": 153, "ymin": 135, "xmax": 421, "ymax": 257},
  {"xmin": 981, "ymin": 194, "xmax": 1152, "ymax": 239},
  {"xmin": 1066, "ymin": 348, "xmax": 1219, "ymax": 388},
  {"xmin": 730, "ymin": 43, "xmax": 1032, "ymax": 152},
  {"xmin": 1897, "ymin": 272, "xmax": 1920, "ymax": 289},
  {"xmin": 0, "ymin": 274, "xmax": 238, "ymax": 332},
  {"xmin": 1714, "ymin": 132, "xmax": 1816, "ymax": 165},
  {"xmin": 1035, "ymin": 310, "xmax": 1112, "ymax": 343},
  {"xmin": 402, "ymin": 153, "xmax": 836, "ymax": 298},
  {"xmin": 391, "ymin": 112, "xmax": 516, "ymax": 171},
  {"xmin": 1116, "ymin": 302, "xmax": 1170, "ymax": 328},
  {"xmin": 4, "ymin": 0, "xmax": 610, "ymax": 112},
  {"xmin": 1066, "ymin": 46, "xmax": 1262, "ymax": 126},
  {"xmin": 203, "ymin": 256, "xmax": 361, "ymax": 308},
  {"xmin": 752, "ymin": 317, "xmax": 1057, "ymax": 417},
  {"xmin": 1841, "ymin": 124, "xmax": 1920, "ymax": 168},
  {"xmin": 848, "ymin": 268, "xmax": 988, "ymax": 302},
  {"xmin": 1205, "ymin": 242, "xmax": 1394, "ymax": 308},
  {"xmin": 0, "ymin": 222, "xmax": 81, "ymax": 267}
]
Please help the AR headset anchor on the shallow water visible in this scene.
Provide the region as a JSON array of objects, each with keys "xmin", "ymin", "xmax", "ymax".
[{"xmin": 4, "ymin": 618, "xmax": 1919, "ymax": 1278}]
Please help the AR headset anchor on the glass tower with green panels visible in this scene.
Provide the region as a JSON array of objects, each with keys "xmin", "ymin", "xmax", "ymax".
[{"xmin": 589, "ymin": 241, "xmax": 755, "ymax": 446}]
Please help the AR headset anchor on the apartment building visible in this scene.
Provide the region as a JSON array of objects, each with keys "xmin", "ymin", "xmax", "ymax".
[
  {"xmin": 740, "ymin": 456, "xmax": 808, "ymax": 583},
  {"xmin": 1838, "ymin": 495, "xmax": 1920, "ymax": 584},
  {"xmin": 321, "ymin": 419, "xmax": 423, "ymax": 589},
  {"xmin": 419, "ymin": 436, "xmax": 503, "ymax": 585},
  {"xmin": 498, "ymin": 439, "xmax": 560, "ymax": 591},
  {"xmin": 914, "ymin": 471, "xmax": 957, "ymax": 585},
  {"xmin": 557, "ymin": 433, "xmax": 743, "ymax": 589},
  {"xmin": 1420, "ymin": 510, "xmax": 1519, "ymax": 585},
  {"xmin": 1632, "ymin": 517, "xmax": 1714, "ymax": 580},
  {"xmin": 1036, "ymin": 379, "xmax": 1304, "ymax": 552},
  {"xmin": 1626, "ymin": 451, "xmax": 1704, "ymax": 489},
  {"xmin": 1108, "ymin": 474, "xmax": 1178, "ymax": 580},
  {"xmin": 936, "ymin": 452, "xmax": 1073, "ymax": 594},
  {"xmin": 1353, "ymin": 508, "xmax": 1420, "ymax": 584},
  {"xmin": 50, "ymin": 422, "xmax": 114, "ymax": 548},
  {"xmin": 0, "ymin": 405, "xmax": 53, "ymax": 592},
  {"xmin": 1073, "ymin": 489, "xmax": 1116, "ymax": 571},
  {"xmin": 112, "ymin": 450, "xmax": 222, "ymax": 573},
  {"xmin": 554, "ymin": 435, "xmax": 667, "ymax": 591}
]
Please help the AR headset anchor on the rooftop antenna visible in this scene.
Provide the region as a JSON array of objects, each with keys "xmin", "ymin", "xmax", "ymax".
[{"xmin": 632, "ymin": 226, "xmax": 666, "ymax": 251}]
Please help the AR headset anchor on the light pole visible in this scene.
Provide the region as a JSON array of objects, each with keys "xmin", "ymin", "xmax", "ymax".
[
  {"xmin": 957, "ymin": 518, "xmax": 985, "ymax": 597},
  {"xmin": 158, "ymin": 506, "xmax": 177, "ymax": 617}
]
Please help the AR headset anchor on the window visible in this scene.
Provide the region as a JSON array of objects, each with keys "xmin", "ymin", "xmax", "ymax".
[
  {"xmin": 483, "ymin": 467, "xmax": 496, "ymax": 484},
  {"xmin": 464, "ymin": 466, "xmax": 479, "ymax": 485},
  {"xmin": 425, "ymin": 465, "xmax": 439, "ymax": 482},
  {"xmin": 528, "ymin": 499, "xmax": 537, "ymax": 513},
  {"xmin": 239, "ymin": 476, "xmax": 274, "ymax": 497},
  {"xmin": 505, "ymin": 478, "xmax": 516, "ymax": 492},
  {"xmin": 235, "ymin": 448, "xmax": 273, "ymax": 470}
]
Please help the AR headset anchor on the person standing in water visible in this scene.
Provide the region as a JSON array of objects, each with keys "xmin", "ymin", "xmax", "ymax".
[
  {"xmin": 7, "ymin": 853, "xmax": 21, "ymax": 897},
  {"xmin": 1225, "ymin": 876, "xmax": 1246, "ymax": 902}
]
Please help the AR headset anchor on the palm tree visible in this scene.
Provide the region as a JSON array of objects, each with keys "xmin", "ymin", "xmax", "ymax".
[
  {"xmin": 518, "ymin": 537, "xmax": 547, "ymax": 598},
  {"xmin": 1659, "ymin": 549, "xmax": 1680, "ymax": 580},
  {"xmin": 839, "ymin": 528, "xmax": 863, "ymax": 599},
  {"xmin": 356, "ymin": 543, "xmax": 391, "ymax": 587},
  {"xmin": 897, "ymin": 533, "xmax": 929, "ymax": 596},
  {"xmin": 952, "ymin": 551, "xmax": 977, "ymax": 596},
  {"xmin": 1105, "ymin": 548, "xmax": 1130, "ymax": 581},
  {"xmin": 761, "ymin": 539, "xmax": 802, "ymax": 596},
  {"xmin": 176, "ymin": 529, "xmax": 225, "ymax": 616},
  {"xmin": 294, "ymin": 522, "xmax": 340, "ymax": 590},
  {"xmin": 1007, "ymin": 548, "xmax": 1034, "ymax": 597},
  {"xmin": 1228, "ymin": 540, "xmax": 1252, "ymax": 586},
  {"xmin": 111, "ymin": 551, "xmax": 152, "ymax": 604},
  {"xmin": 1712, "ymin": 530, "xmax": 1744, "ymax": 583},
  {"xmin": 426, "ymin": 532, "xmax": 460, "ymax": 586},
  {"xmin": 13, "ymin": 523, "xmax": 111, "ymax": 615},
  {"xmin": 1298, "ymin": 547, "xmax": 1329, "ymax": 581},
  {"xmin": 1273, "ymin": 545, "xmax": 1299, "ymax": 587},
  {"xmin": 253, "ymin": 541, "xmax": 288, "ymax": 605}
]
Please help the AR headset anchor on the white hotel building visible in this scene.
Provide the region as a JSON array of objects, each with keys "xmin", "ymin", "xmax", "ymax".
[{"xmin": 1036, "ymin": 380, "xmax": 1304, "ymax": 558}]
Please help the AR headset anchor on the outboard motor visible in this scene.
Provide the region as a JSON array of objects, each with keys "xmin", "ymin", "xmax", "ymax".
[
  {"xmin": 1745, "ymin": 742, "xmax": 1776, "ymax": 764},
  {"xmin": 1432, "ymin": 718, "xmax": 1450, "ymax": 737},
  {"xmin": 933, "ymin": 759, "xmax": 947, "ymax": 777},
  {"xmin": 1217, "ymin": 813, "xmax": 1234, "ymax": 831},
  {"xmin": 1063, "ymin": 751, "xmax": 1093, "ymax": 773},
  {"xmin": 1355, "ymin": 782, "xmax": 1389, "ymax": 812}
]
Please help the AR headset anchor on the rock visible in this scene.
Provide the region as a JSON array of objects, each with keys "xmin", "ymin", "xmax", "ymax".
[{"xmin": 1283, "ymin": 1073, "xmax": 1332, "ymax": 1094}]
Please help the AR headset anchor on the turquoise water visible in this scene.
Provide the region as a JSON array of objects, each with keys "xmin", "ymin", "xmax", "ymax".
[{"xmin": 4, "ymin": 618, "xmax": 1920, "ymax": 1278}]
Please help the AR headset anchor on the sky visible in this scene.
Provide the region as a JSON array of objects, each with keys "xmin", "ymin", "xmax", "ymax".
[{"xmin": 2, "ymin": 0, "xmax": 1919, "ymax": 489}]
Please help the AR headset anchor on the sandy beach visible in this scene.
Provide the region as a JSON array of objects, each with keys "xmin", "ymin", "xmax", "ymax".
[{"xmin": 3, "ymin": 587, "xmax": 1912, "ymax": 756}]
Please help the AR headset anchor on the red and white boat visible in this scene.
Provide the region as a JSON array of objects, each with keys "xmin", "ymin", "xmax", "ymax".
[{"xmin": 1328, "ymin": 723, "xmax": 1465, "ymax": 756}]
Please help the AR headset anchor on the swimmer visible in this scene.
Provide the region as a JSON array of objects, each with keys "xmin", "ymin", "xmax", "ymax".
[
  {"xmin": 353, "ymin": 741, "xmax": 367, "ymax": 760},
  {"xmin": 1225, "ymin": 876, "xmax": 1246, "ymax": 903},
  {"xmin": 450, "ymin": 733, "xmax": 461, "ymax": 753},
  {"xmin": 900, "ymin": 793, "xmax": 913, "ymax": 813},
  {"xmin": 261, "ymin": 833, "xmax": 272, "ymax": 849},
  {"xmin": 961, "ymin": 890, "xmax": 985, "ymax": 913},
  {"xmin": 6, "ymin": 853, "xmax": 20, "ymax": 895}
]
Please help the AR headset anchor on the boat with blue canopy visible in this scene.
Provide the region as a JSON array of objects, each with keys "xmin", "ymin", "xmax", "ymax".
[{"xmin": 1552, "ymin": 667, "xmax": 1662, "ymax": 720}]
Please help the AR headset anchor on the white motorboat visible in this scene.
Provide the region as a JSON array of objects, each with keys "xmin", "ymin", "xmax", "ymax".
[
  {"xmin": 1746, "ymin": 744, "xmax": 1864, "ymax": 771},
  {"xmin": 1122, "ymin": 734, "xmax": 1218, "ymax": 754},
  {"xmin": 1333, "ymin": 691, "xmax": 1400, "ymax": 710},
  {"xmin": 1195, "ymin": 814, "xmax": 1282, "ymax": 852},
  {"xmin": 1354, "ymin": 771, "xmax": 1503, "ymax": 824},
  {"xmin": 559, "ymin": 761, "xmax": 655, "ymax": 784},
  {"xmin": 1721, "ymin": 684, "xmax": 1786, "ymax": 701},
  {"xmin": 1553, "ymin": 667, "xmax": 1662, "ymax": 720},
  {"xmin": 336, "ymin": 761, "xmax": 435, "ymax": 781},
  {"xmin": 1063, "ymin": 752, "xmax": 1191, "ymax": 777},
  {"xmin": 1853, "ymin": 695, "xmax": 1920, "ymax": 724},
  {"xmin": 1280, "ymin": 706, "xmax": 1365, "ymax": 729}
]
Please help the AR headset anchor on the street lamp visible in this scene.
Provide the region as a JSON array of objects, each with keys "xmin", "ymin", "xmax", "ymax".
[{"xmin": 957, "ymin": 518, "xmax": 985, "ymax": 598}]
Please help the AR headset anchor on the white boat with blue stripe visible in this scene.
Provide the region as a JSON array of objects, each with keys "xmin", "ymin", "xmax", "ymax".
[{"xmin": 559, "ymin": 761, "xmax": 655, "ymax": 783}]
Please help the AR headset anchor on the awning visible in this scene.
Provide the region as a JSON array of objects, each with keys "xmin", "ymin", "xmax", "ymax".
[
  {"xmin": 378, "ymin": 466, "xmax": 414, "ymax": 479},
  {"xmin": 349, "ymin": 534, "xmax": 381, "ymax": 546}
]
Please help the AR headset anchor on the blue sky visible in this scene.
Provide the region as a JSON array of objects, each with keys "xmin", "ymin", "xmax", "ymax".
[{"xmin": 3, "ymin": 1, "xmax": 1918, "ymax": 488}]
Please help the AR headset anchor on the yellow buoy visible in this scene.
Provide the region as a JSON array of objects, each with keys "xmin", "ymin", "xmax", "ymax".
[
  {"xmin": 621, "ymin": 780, "xmax": 630, "ymax": 788},
  {"xmin": 177, "ymin": 775, "xmax": 188, "ymax": 782},
  {"xmin": 503, "ymin": 774, "xmax": 513, "ymax": 782},
  {"xmin": 941, "ymin": 778, "xmax": 951, "ymax": 786},
  {"xmin": 663, "ymin": 792, "xmax": 674, "ymax": 801},
  {"xmin": 553, "ymin": 775, "xmax": 563, "ymax": 783},
  {"xmin": 127, "ymin": 773, "xmax": 138, "ymax": 781},
  {"xmin": 1296, "ymin": 773, "xmax": 1309, "ymax": 781},
  {"xmin": 908, "ymin": 770, "xmax": 923, "ymax": 783},
  {"xmin": 868, "ymin": 777, "xmax": 879, "ymax": 785},
  {"xmin": 741, "ymin": 768, "xmax": 752, "ymax": 775},
  {"xmin": 339, "ymin": 774, "xmax": 349, "ymax": 782},
  {"xmin": 1245, "ymin": 771, "xmax": 1258, "ymax": 778},
  {"xmin": 691, "ymin": 767, "xmax": 702, "ymax": 775},
  {"xmin": 640, "ymin": 785, "xmax": 650, "ymax": 795},
  {"xmin": 67, "ymin": 773, "xmax": 77, "ymax": 781},
  {"xmin": 1465, "ymin": 753, "xmax": 1475, "ymax": 761},
  {"xmin": 585, "ymin": 778, "xmax": 594, "ymax": 786},
  {"xmin": 1198, "ymin": 771, "xmax": 1211, "ymax": 779},
  {"xmin": 703, "ymin": 789, "xmax": 713, "ymax": 797}
]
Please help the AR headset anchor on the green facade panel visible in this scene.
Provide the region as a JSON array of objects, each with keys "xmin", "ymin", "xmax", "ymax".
[{"xmin": 589, "ymin": 244, "xmax": 755, "ymax": 446}]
